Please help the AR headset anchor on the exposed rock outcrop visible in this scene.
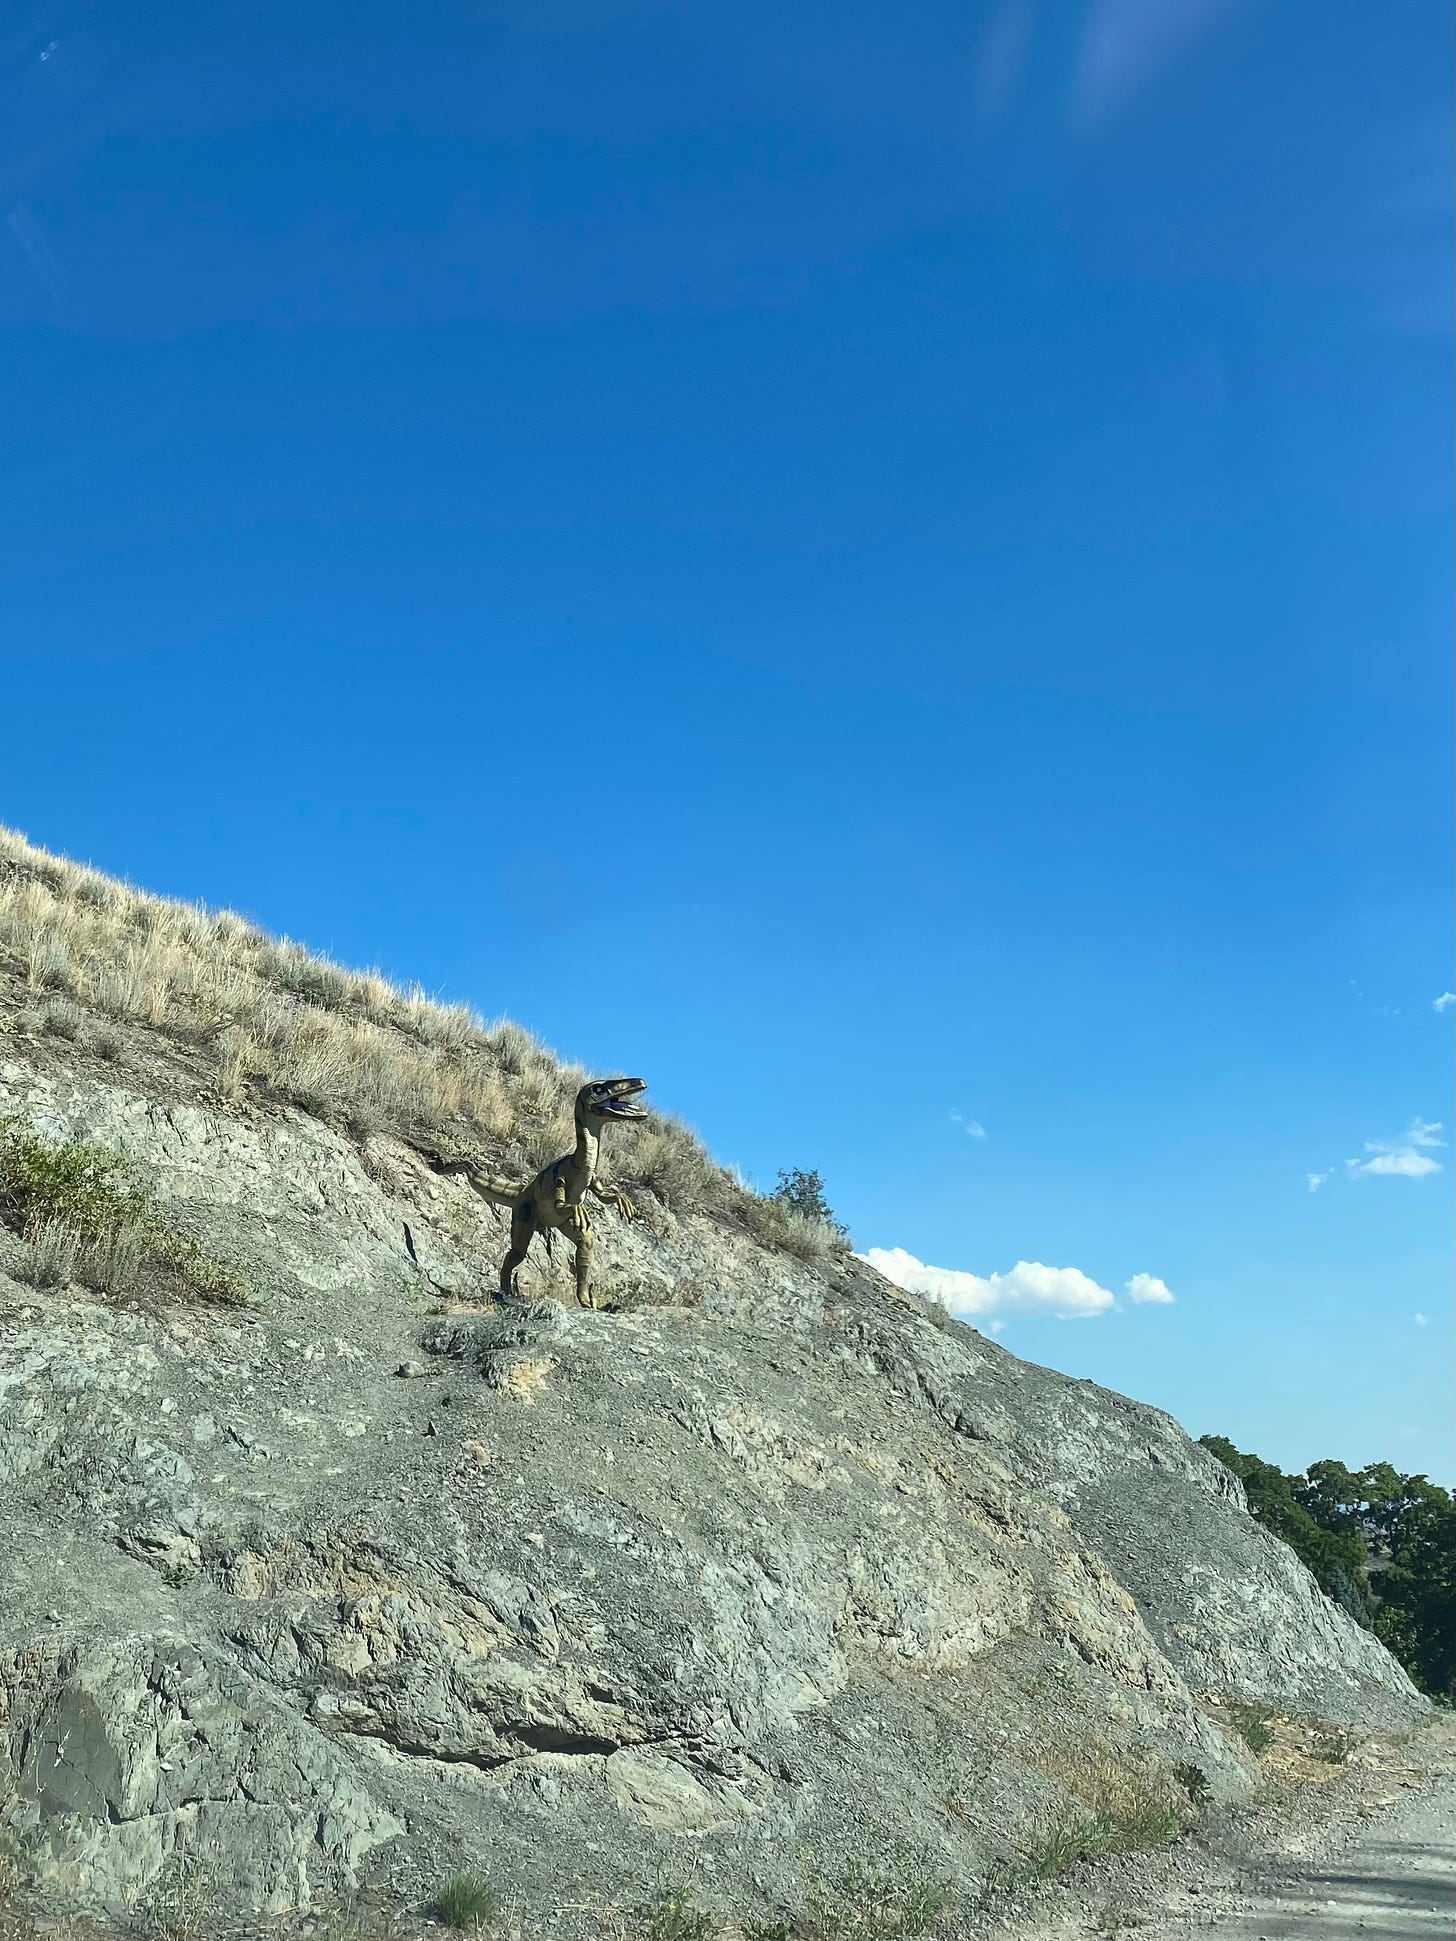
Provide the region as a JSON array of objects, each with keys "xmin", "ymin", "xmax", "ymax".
[{"xmin": 0, "ymin": 1018, "xmax": 1423, "ymax": 1932}]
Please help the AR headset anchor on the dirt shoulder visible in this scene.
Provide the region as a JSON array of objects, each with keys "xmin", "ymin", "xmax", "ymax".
[{"xmin": 998, "ymin": 1711, "xmax": 1456, "ymax": 1940}]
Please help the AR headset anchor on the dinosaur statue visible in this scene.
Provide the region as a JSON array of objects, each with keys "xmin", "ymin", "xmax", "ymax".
[{"xmin": 426, "ymin": 1077, "xmax": 647, "ymax": 1306}]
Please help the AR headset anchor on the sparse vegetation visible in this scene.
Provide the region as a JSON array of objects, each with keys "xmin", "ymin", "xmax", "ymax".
[
  {"xmin": 742, "ymin": 1192, "xmax": 844, "ymax": 1263},
  {"xmin": 796, "ymin": 1844, "xmax": 953, "ymax": 1941},
  {"xmin": 1008, "ymin": 1799, "xmax": 1184, "ymax": 1888},
  {"xmin": 143, "ymin": 1854, "xmax": 218, "ymax": 1941},
  {"xmin": 1226, "ymin": 1701, "xmax": 1275, "ymax": 1756},
  {"xmin": 989, "ymin": 1742, "xmax": 1189, "ymax": 1892},
  {"xmin": 1173, "ymin": 1761, "xmax": 1212, "ymax": 1807},
  {"xmin": 0, "ymin": 1117, "xmax": 244, "ymax": 1305},
  {"xmin": 768, "ymin": 1168, "xmax": 849, "ymax": 1242},
  {"xmin": 632, "ymin": 1883, "xmax": 721, "ymax": 1941},
  {"xmin": 600, "ymin": 1276, "xmax": 706, "ymax": 1312},
  {"xmin": 433, "ymin": 1871, "xmax": 498, "ymax": 1933},
  {"xmin": 0, "ymin": 826, "xmax": 831, "ymax": 1267},
  {"xmin": 1310, "ymin": 1725, "xmax": 1352, "ymax": 1765}
]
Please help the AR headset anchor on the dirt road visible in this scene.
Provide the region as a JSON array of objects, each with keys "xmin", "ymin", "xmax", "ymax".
[
  {"xmin": 1128, "ymin": 1766, "xmax": 1456, "ymax": 1939},
  {"xmin": 1008, "ymin": 1715, "xmax": 1456, "ymax": 1941}
]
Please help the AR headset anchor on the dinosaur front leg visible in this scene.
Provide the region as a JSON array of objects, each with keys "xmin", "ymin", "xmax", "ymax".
[{"xmin": 589, "ymin": 1181, "xmax": 638, "ymax": 1221}]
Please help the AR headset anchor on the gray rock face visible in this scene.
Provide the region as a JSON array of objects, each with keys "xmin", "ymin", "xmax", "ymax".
[
  {"xmin": 3, "ymin": 1638, "xmax": 400, "ymax": 1915},
  {"xmin": 0, "ymin": 1041, "xmax": 1424, "ymax": 1930}
]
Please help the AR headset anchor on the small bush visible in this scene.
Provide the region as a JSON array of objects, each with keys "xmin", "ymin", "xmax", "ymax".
[
  {"xmin": 433, "ymin": 1871, "xmax": 498, "ymax": 1933},
  {"xmin": 0, "ymin": 1118, "xmax": 245, "ymax": 1306},
  {"xmin": 768, "ymin": 1167, "xmax": 849, "ymax": 1242},
  {"xmin": 23, "ymin": 1218, "xmax": 80, "ymax": 1289},
  {"xmin": 741, "ymin": 1193, "xmax": 841, "ymax": 1262},
  {"xmin": 25, "ymin": 934, "xmax": 75, "ymax": 993},
  {"xmin": 1226, "ymin": 1702, "xmax": 1274, "ymax": 1756},
  {"xmin": 1311, "ymin": 1725, "xmax": 1352, "ymax": 1765},
  {"xmin": 1173, "ymin": 1761, "xmax": 1211, "ymax": 1807},
  {"xmin": 632, "ymin": 1884, "xmax": 720, "ymax": 1941}
]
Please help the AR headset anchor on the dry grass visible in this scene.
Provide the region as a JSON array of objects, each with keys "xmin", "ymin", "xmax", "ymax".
[
  {"xmin": 993, "ymin": 1740, "xmax": 1187, "ymax": 1892},
  {"xmin": 0, "ymin": 825, "xmax": 847, "ymax": 1265}
]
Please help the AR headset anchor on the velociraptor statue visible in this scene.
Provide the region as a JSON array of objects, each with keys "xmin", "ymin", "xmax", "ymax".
[{"xmin": 429, "ymin": 1077, "xmax": 647, "ymax": 1306}]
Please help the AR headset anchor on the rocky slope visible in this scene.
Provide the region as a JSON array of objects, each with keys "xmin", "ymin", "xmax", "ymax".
[{"xmin": 0, "ymin": 900, "xmax": 1424, "ymax": 1935}]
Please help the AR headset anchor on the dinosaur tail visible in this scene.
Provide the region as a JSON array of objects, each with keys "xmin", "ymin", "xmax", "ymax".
[
  {"xmin": 419, "ymin": 1145, "xmax": 521, "ymax": 1208},
  {"xmin": 461, "ymin": 1176, "xmax": 521, "ymax": 1209}
]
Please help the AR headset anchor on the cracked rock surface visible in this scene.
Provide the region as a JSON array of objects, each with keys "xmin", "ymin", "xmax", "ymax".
[{"xmin": 0, "ymin": 1033, "xmax": 1425, "ymax": 1932}]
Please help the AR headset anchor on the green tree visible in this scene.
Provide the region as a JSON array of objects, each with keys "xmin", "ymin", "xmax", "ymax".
[
  {"xmin": 770, "ymin": 1168, "xmax": 848, "ymax": 1239},
  {"xmin": 1371, "ymin": 1487, "xmax": 1456, "ymax": 1699},
  {"xmin": 1200, "ymin": 1435, "xmax": 1455, "ymax": 1700},
  {"xmin": 1199, "ymin": 1438, "xmax": 1368, "ymax": 1601}
]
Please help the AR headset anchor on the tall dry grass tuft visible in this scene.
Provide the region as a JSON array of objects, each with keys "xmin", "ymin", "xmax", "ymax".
[{"xmin": 0, "ymin": 824, "xmax": 837, "ymax": 1260}]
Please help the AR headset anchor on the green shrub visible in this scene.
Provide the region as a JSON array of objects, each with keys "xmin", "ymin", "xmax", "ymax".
[
  {"xmin": 1173, "ymin": 1762, "xmax": 1211, "ymax": 1807},
  {"xmin": 433, "ymin": 1872, "xmax": 498, "ymax": 1933},
  {"xmin": 1225, "ymin": 1702, "xmax": 1274, "ymax": 1756},
  {"xmin": 0, "ymin": 1118, "xmax": 245, "ymax": 1306}
]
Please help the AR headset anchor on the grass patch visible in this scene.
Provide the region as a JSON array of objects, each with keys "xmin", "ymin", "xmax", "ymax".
[
  {"xmin": 143, "ymin": 1855, "xmax": 218, "ymax": 1941},
  {"xmin": 994, "ymin": 1742, "xmax": 1189, "ymax": 1893},
  {"xmin": 1226, "ymin": 1701, "xmax": 1275, "ymax": 1756},
  {"xmin": 0, "ymin": 1117, "xmax": 245, "ymax": 1305},
  {"xmin": 797, "ymin": 1845, "xmax": 954, "ymax": 1941},
  {"xmin": 632, "ymin": 1884, "xmax": 721, "ymax": 1941},
  {"xmin": 1008, "ymin": 1799, "xmax": 1185, "ymax": 1888},
  {"xmin": 0, "ymin": 823, "xmax": 855, "ymax": 1268},
  {"xmin": 1310, "ymin": 1724, "xmax": 1353, "ymax": 1765},
  {"xmin": 740, "ymin": 1194, "xmax": 845, "ymax": 1263},
  {"xmin": 432, "ymin": 1872, "xmax": 498, "ymax": 1933}
]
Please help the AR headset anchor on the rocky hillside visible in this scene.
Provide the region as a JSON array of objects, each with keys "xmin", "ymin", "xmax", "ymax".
[{"xmin": 0, "ymin": 831, "xmax": 1424, "ymax": 1936}]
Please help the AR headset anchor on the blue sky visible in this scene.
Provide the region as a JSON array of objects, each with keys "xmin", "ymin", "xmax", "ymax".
[{"xmin": 2, "ymin": 2, "xmax": 1451, "ymax": 1481}]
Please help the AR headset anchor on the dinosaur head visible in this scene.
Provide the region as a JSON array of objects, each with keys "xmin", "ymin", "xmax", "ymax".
[{"xmin": 576, "ymin": 1077, "xmax": 648, "ymax": 1124}]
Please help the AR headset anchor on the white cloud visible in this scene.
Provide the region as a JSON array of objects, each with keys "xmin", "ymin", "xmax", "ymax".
[
  {"xmin": 1435, "ymin": 993, "xmax": 1455, "ymax": 1014},
  {"xmin": 1346, "ymin": 1120, "xmax": 1444, "ymax": 1181},
  {"xmin": 950, "ymin": 1109, "xmax": 988, "ymax": 1141},
  {"xmin": 1306, "ymin": 1169, "xmax": 1333, "ymax": 1194},
  {"xmin": 1073, "ymin": 0, "xmax": 1244, "ymax": 124},
  {"xmin": 860, "ymin": 1247, "xmax": 1116, "ymax": 1320},
  {"xmin": 1125, "ymin": 1272, "xmax": 1175, "ymax": 1305}
]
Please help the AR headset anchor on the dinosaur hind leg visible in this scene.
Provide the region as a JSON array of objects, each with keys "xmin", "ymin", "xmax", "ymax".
[
  {"xmin": 571, "ymin": 1222, "xmax": 595, "ymax": 1309},
  {"xmin": 499, "ymin": 1205, "xmax": 535, "ymax": 1299}
]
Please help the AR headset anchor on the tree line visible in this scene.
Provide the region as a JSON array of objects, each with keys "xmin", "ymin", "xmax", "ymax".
[{"xmin": 1199, "ymin": 1437, "xmax": 1454, "ymax": 1700}]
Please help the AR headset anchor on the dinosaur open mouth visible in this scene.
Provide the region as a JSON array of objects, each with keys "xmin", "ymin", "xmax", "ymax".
[{"xmin": 597, "ymin": 1078, "xmax": 648, "ymax": 1119}]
